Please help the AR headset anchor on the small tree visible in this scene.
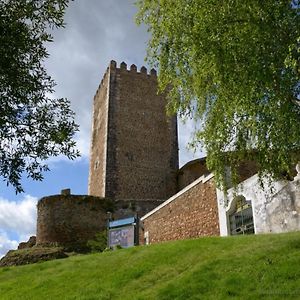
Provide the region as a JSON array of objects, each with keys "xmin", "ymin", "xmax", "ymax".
[
  {"xmin": 137, "ymin": 0, "xmax": 300, "ymax": 189},
  {"xmin": 0, "ymin": 0, "xmax": 79, "ymax": 193}
]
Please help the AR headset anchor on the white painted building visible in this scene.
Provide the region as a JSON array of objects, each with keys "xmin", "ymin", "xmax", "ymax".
[{"xmin": 217, "ymin": 163, "xmax": 300, "ymax": 236}]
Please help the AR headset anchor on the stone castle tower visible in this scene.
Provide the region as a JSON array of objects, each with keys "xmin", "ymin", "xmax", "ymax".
[{"xmin": 88, "ymin": 60, "xmax": 178, "ymax": 202}]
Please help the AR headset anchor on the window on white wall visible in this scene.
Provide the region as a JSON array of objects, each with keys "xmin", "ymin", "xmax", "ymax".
[{"xmin": 228, "ymin": 195, "xmax": 254, "ymax": 235}]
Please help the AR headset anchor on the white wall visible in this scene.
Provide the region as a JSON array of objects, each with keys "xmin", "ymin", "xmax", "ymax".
[{"xmin": 217, "ymin": 165, "xmax": 300, "ymax": 236}]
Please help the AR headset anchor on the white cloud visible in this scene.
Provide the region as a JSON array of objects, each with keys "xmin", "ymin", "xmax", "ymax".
[
  {"xmin": 0, "ymin": 231, "xmax": 18, "ymax": 259},
  {"xmin": 43, "ymin": 0, "xmax": 204, "ymax": 169},
  {"xmin": 46, "ymin": 130, "xmax": 90, "ymax": 166},
  {"xmin": 75, "ymin": 108, "xmax": 92, "ymax": 158},
  {"xmin": 178, "ymin": 118, "xmax": 205, "ymax": 167},
  {"xmin": 43, "ymin": 0, "xmax": 149, "ymax": 166},
  {"xmin": 0, "ymin": 195, "xmax": 38, "ymax": 258}
]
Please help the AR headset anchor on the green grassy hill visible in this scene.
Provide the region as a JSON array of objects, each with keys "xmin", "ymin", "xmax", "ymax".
[{"xmin": 1, "ymin": 232, "xmax": 300, "ymax": 300}]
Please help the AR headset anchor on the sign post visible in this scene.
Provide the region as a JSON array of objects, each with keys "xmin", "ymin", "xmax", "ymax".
[{"xmin": 108, "ymin": 216, "xmax": 139, "ymax": 248}]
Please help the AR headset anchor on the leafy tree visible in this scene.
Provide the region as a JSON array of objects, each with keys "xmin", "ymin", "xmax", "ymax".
[
  {"xmin": 0, "ymin": 0, "xmax": 79, "ymax": 193},
  {"xmin": 137, "ymin": 0, "xmax": 300, "ymax": 189}
]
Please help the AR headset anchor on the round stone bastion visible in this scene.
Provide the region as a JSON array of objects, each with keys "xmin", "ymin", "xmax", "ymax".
[{"xmin": 36, "ymin": 194, "xmax": 114, "ymax": 251}]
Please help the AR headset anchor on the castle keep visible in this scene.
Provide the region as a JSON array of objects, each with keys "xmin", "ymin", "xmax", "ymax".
[{"xmin": 88, "ymin": 60, "xmax": 178, "ymax": 201}]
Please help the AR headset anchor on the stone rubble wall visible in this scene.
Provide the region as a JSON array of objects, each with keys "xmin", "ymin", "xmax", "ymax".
[
  {"xmin": 36, "ymin": 194, "xmax": 165, "ymax": 250},
  {"xmin": 177, "ymin": 158, "xmax": 209, "ymax": 191},
  {"xmin": 141, "ymin": 174, "xmax": 220, "ymax": 244},
  {"xmin": 88, "ymin": 65, "xmax": 110, "ymax": 197},
  {"xmin": 114, "ymin": 199, "xmax": 165, "ymax": 220},
  {"xmin": 36, "ymin": 195, "xmax": 113, "ymax": 250}
]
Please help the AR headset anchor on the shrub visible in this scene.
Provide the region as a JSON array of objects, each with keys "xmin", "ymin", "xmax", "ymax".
[{"xmin": 87, "ymin": 230, "xmax": 108, "ymax": 253}]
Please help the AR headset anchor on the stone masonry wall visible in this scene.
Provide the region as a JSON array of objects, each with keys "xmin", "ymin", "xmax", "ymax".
[
  {"xmin": 36, "ymin": 195, "xmax": 113, "ymax": 250},
  {"xmin": 141, "ymin": 175, "xmax": 220, "ymax": 244},
  {"xmin": 89, "ymin": 61, "xmax": 178, "ymax": 201},
  {"xmin": 114, "ymin": 199, "xmax": 164, "ymax": 220},
  {"xmin": 88, "ymin": 67, "xmax": 110, "ymax": 197},
  {"xmin": 177, "ymin": 158, "xmax": 209, "ymax": 191},
  {"xmin": 237, "ymin": 160, "xmax": 258, "ymax": 184},
  {"xmin": 111, "ymin": 62, "xmax": 178, "ymax": 200}
]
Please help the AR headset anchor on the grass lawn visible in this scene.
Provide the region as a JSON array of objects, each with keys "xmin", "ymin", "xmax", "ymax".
[{"xmin": 1, "ymin": 232, "xmax": 300, "ymax": 299}]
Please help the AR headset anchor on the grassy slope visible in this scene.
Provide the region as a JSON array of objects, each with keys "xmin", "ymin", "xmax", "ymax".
[{"xmin": 1, "ymin": 232, "xmax": 300, "ymax": 300}]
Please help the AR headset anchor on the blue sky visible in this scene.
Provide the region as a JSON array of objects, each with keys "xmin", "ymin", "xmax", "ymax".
[{"xmin": 0, "ymin": 0, "xmax": 202, "ymax": 258}]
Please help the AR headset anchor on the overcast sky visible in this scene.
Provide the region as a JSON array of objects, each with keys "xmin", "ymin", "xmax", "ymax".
[{"xmin": 0, "ymin": 0, "xmax": 202, "ymax": 258}]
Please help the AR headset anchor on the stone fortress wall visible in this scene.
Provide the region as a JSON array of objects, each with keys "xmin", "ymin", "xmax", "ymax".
[
  {"xmin": 36, "ymin": 190, "xmax": 164, "ymax": 249},
  {"xmin": 141, "ymin": 174, "xmax": 220, "ymax": 244},
  {"xmin": 88, "ymin": 64, "xmax": 110, "ymax": 197},
  {"xmin": 36, "ymin": 193, "xmax": 111, "ymax": 250},
  {"xmin": 177, "ymin": 157, "xmax": 209, "ymax": 190}
]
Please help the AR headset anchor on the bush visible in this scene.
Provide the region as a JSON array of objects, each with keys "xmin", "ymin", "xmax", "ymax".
[{"xmin": 87, "ymin": 230, "xmax": 108, "ymax": 253}]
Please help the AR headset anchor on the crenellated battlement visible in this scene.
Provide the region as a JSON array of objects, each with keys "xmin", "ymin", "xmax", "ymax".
[
  {"xmin": 109, "ymin": 60, "xmax": 157, "ymax": 76},
  {"xmin": 94, "ymin": 60, "xmax": 157, "ymax": 99}
]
